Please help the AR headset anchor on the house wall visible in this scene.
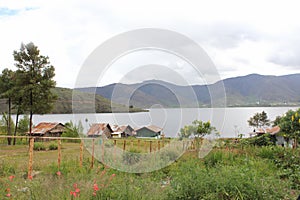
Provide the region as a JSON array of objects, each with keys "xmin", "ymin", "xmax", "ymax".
[{"xmin": 124, "ymin": 126, "xmax": 134, "ymax": 136}]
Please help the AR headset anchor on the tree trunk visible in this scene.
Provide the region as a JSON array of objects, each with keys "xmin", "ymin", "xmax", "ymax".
[
  {"xmin": 13, "ymin": 112, "xmax": 20, "ymax": 145},
  {"xmin": 29, "ymin": 111, "xmax": 33, "ymax": 135},
  {"xmin": 29, "ymin": 89, "xmax": 33, "ymax": 135},
  {"xmin": 7, "ymin": 98, "xmax": 12, "ymax": 145},
  {"xmin": 13, "ymin": 97, "xmax": 23, "ymax": 145}
]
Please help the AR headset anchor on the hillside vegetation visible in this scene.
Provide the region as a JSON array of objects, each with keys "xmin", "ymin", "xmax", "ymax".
[
  {"xmin": 77, "ymin": 74, "xmax": 300, "ymax": 108},
  {"xmin": 0, "ymin": 87, "xmax": 146, "ymax": 114}
]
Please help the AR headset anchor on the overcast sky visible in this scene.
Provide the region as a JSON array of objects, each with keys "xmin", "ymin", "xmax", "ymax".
[{"xmin": 0, "ymin": 0, "xmax": 300, "ymax": 88}]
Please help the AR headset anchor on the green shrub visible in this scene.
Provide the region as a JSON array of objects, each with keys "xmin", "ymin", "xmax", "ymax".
[
  {"xmin": 122, "ymin": 148, "xmax": 142, "ymax": 165},
  {"xmin": 33, "ymin": 142, "xmax": 46, "ymax": 151},
  {"xmin": 48, "ymin": 142, "xmax": 58, "ymax": 150},
  {"xmin": 160, "ymin": 149, "xmax": 180, "ymax": 162},
  {"xmin": 204, "ymin": 151, "xmax": 224, "ymax": 167},
  {"xmin": 243, "ymin": 134, "xmax": 275, "ymax": 146}
]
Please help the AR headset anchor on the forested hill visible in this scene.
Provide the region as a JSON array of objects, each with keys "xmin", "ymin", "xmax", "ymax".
[
  {"xmin": 0, "ymin": 87, "xmax": 145, "ymax": 114},
  {"xmin": 77, "ymin": 73, "xmax": 300, "ymax": 108}
]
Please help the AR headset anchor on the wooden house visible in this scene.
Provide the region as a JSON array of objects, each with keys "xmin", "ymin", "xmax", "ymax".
[
  {"xmin": 27, "ymin": 122, "xmax": 65, "ymax": 137},
  {"xmin": 87, "ymin": 123, "xmax": 113, "ymax": 138},
  {"xmin": 135, "ymin": 125, "xmax": 162, "ymax": 139},
  {"xmin": 111, "ymin": 125, "xmax": 134, "ymax": 138}
]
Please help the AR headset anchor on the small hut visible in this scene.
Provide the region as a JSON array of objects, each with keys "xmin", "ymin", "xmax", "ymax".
[
  {"xmin": 135, "ymin": 125, "xmax": 162, "ymax": 139},
  {"xmin": 28, "ymin": 122, "xmax": 65, "ymax": 138},
  {"xmin": 87, "ymin": 123, "xmax": 113, "ymax": 138},
  {"xmin": 111, "ymin": 125, "xmax": 134, "ymax": 138}
]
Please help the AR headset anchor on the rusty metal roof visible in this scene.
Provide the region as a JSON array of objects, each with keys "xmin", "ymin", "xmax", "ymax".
[
  {"xmin": 87, "ymin": 123, "xmax": 112, "ymax": 136},
  {"xmin": 266, "ymin": 126, "xmax": 281, "ymax": 135},
  {"xmin": 111, "ymin": 125, "xmax": 133, "ymax": 132},
  {"xmin": 30, "ymin": 122, "xmax": 64, "ymax": 135}
]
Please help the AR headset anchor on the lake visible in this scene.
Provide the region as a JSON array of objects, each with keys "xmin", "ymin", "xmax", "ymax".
[{"xmin": 23, "ymin": 107, "xmax": 298, "ymax": 138}]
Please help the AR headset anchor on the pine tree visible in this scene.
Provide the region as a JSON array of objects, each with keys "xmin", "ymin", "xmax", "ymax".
[{"xmin": 13, "ymin": 42, "xmax": 57, "ymax": 134}]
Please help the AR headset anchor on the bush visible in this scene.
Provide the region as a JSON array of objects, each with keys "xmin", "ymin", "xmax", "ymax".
[
  {"xmin": 48, "ymin": 142, "xmax": 58, "ymax": 150},
  {"xmin": 122, "ymin": 148, "xmax": 142, "ymax": 165},
  {"xmin": 242, "ymin": 134, "xmax": 275, "ymax": 146},
  {"xmin": 33, "ymin": 142, "xmax": 46, "ymax": 151}
]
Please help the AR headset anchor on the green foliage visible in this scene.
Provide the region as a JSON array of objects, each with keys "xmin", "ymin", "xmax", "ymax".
[
  {"xmin": 62, "ymin": 120, "xmax": 83, "ymax": 138},
  {"xmin": 179, "ymin": 120, "xmax": 217, "ymax": 139},
  {"xmin": 48, "ymin": 142, "xmax": 58, "ymax": 150},
  {"xmin": 179, "ymin": 124, "xmax": 196, "ymax": 138},
  {"xmin": 0, "ymin": 113, "xmax": 15, "ymax": 134},
  {"xmin": 17, "ymin": 115, "xmax": 29, "ymax": 135},
  {"xmin": 276, "ymin": 109, "xmax": 300, "ymax": 144},
  {"xmin": 122, "ymin": 148, "xmax": 142, "ymax": 165},
  {"xmin": 242, "ymin": 134, "xmax": 275, "ymax": 146},
  {"xmin": 13, "ymin": 42, "xmax": 57, "ymax": 125},
  {"xmin": 0, "ymin": 142, "xmax": 299, "ymax": 199},
  {"xmin": 168, "ymin": 155, "xmax": 289, "ymax": 200},
  {"xmin": 273, "ymin": 148, "xmax": 300, "ymax": 189},
  {"xmin": 33, "ymin": 142, "xmax": 46, "ymax": 151},
  {"xmin": 248, "ymin": 111, "xmax": 270, "ymax": 128}
]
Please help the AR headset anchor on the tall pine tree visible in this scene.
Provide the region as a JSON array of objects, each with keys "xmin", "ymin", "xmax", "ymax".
[{"xmin": 13, "ymin": 42, "xmax": 57, "ymax": 134}]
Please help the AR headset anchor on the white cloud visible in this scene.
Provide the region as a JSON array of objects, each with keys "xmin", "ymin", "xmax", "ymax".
[{"xmin": 1, "ymin": 0, "xmax": 300, "ymax": 88}]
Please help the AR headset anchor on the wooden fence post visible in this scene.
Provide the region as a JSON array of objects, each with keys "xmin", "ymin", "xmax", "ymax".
[
  {"xmin": 158, "ymin": 140, "xmax": 160, "ymax": 151},
  {"xmin": 91, "ymin": 138, "xmax": 95, "ymax": 168},
  {"xmin": 137, "ymin": 140, "xmax": 140, "ymax": 150},
  {"xmin": 101, "ymin": 138, "xmax": 105, "ymax": 163},
  {"xmin": 123, "ymin": 140, "xmax": 126, "ymax": 151},
  {"xmin": 113, "ymin": 140, "xmax": 117, "ymax": 162},
  {"xmin": 28, "ymin": 138, "xmax": 34, "ymax": 179},
  {"xmin": 79, "ymin": 140, "xmax": 83, "ymax": 168},
  {"xmin": 57, "ymin": 139, "xmax": 61, "ymax": 170},
  {"xmin": 150, "ymin": 141, "xmax": 152, "ymax": 153},
  {"xmin": 144, "ymin": 141, "xmax": 147, "ymax": 152}
]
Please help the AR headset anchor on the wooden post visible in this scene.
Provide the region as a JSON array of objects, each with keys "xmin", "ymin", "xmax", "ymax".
[
  {"xmin": 57, "ymin": 139, "xmax": 61, "ymax": 170},
  {"xmin": 158, "ymin": 141, "xmax": 160, "ymax": 151},
  {"xmin": 113, "ymin": 140, "xmax": 117, "ymax": 162},
  {"xmin": 101, "ymin": 138, "xmax": 105, "ymax": 163},
  {"xmin": 91, "ymin": 138, "xmax": 95, "ymax": 168},
  {"xmin": 150, "ymin": 141, "xmax": 152, "ymax": 153},
  {"xmin": 123, "ymin": 140, "xmax": 126, "ymax": 151},
  {"xmin": 137, "ymin": 140, "xmax": 140, "ymax": 150},
  {"xmin": 144, "ymin": 141, "xmax": 147, "ymax": 153},
  {"xmin": 79, "ymin": 140, "xmax": 83, "ymax": 168},
  {"xmin": 28, "ymin": 138, "xmax": 34, "ymax": 179}
]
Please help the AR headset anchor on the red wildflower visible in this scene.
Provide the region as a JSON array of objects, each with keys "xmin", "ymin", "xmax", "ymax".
[
  {"xmin": 8, "ymin": 176, "xmax": 15, "ymax": 181},
  {"xmin": 93, "ymin": 183, "xmax": 99, "ymax": 191},
  {"xmin": 75, "ymin": 188, "xmax": 80, "ymax": 193},
  {"xmin": 6, "ymin": 188, "xmax": 10, "ymax": 193},
  {"xmin": 73, "ymin": 183, "xmax": 78, "ymax": 189},
  {"xmin": 6, "ymin": 193, "xmax": 11, "ymax": 197},
  {"xmin": 28, "ymin": 175, "xmax": 33, "ymax": 180},
  {"xmin": 109, "ymin": 173, "xmax": 116, "ymax": 181},
  {"xmin": 70, "ymin": 191, "xmax": 77, "ymax": 197},
  {"xmin": 56, "ymin": 171, "xmax": 61, "ymax": 176},
  {"xmin": 93, "ymin": 192, "xmax": 97, "ymax": 196}
]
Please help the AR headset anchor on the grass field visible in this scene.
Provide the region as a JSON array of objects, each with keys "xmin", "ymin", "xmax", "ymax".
[{"xmin": 0, "ymin": 138, "xmax": 299, "ymax": 199}]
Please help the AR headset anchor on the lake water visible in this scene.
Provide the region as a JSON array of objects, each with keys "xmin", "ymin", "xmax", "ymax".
[{"xmin": 23, "ymin": 107, "xmax": 298, "ymax": 138}]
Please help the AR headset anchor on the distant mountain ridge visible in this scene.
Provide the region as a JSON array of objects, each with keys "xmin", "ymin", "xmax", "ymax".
[{"xmin": 76, "ymin": 73, "xmax": 300, "ymax": 108}]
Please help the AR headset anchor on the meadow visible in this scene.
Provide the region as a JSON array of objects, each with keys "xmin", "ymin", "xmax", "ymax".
[{"xmin": 0, "ymin": 138, "xmax": 299, "ymax": 199}]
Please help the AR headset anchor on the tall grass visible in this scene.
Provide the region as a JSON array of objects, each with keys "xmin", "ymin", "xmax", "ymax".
[{"xmin": 0, "ymin": 142, "xmax": 299, "ymax": 199}]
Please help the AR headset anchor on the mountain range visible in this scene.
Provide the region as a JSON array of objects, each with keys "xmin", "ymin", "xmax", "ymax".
[{"xmin": 76, "ymin": 73, "xmax": 300, "ymax": 108}]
